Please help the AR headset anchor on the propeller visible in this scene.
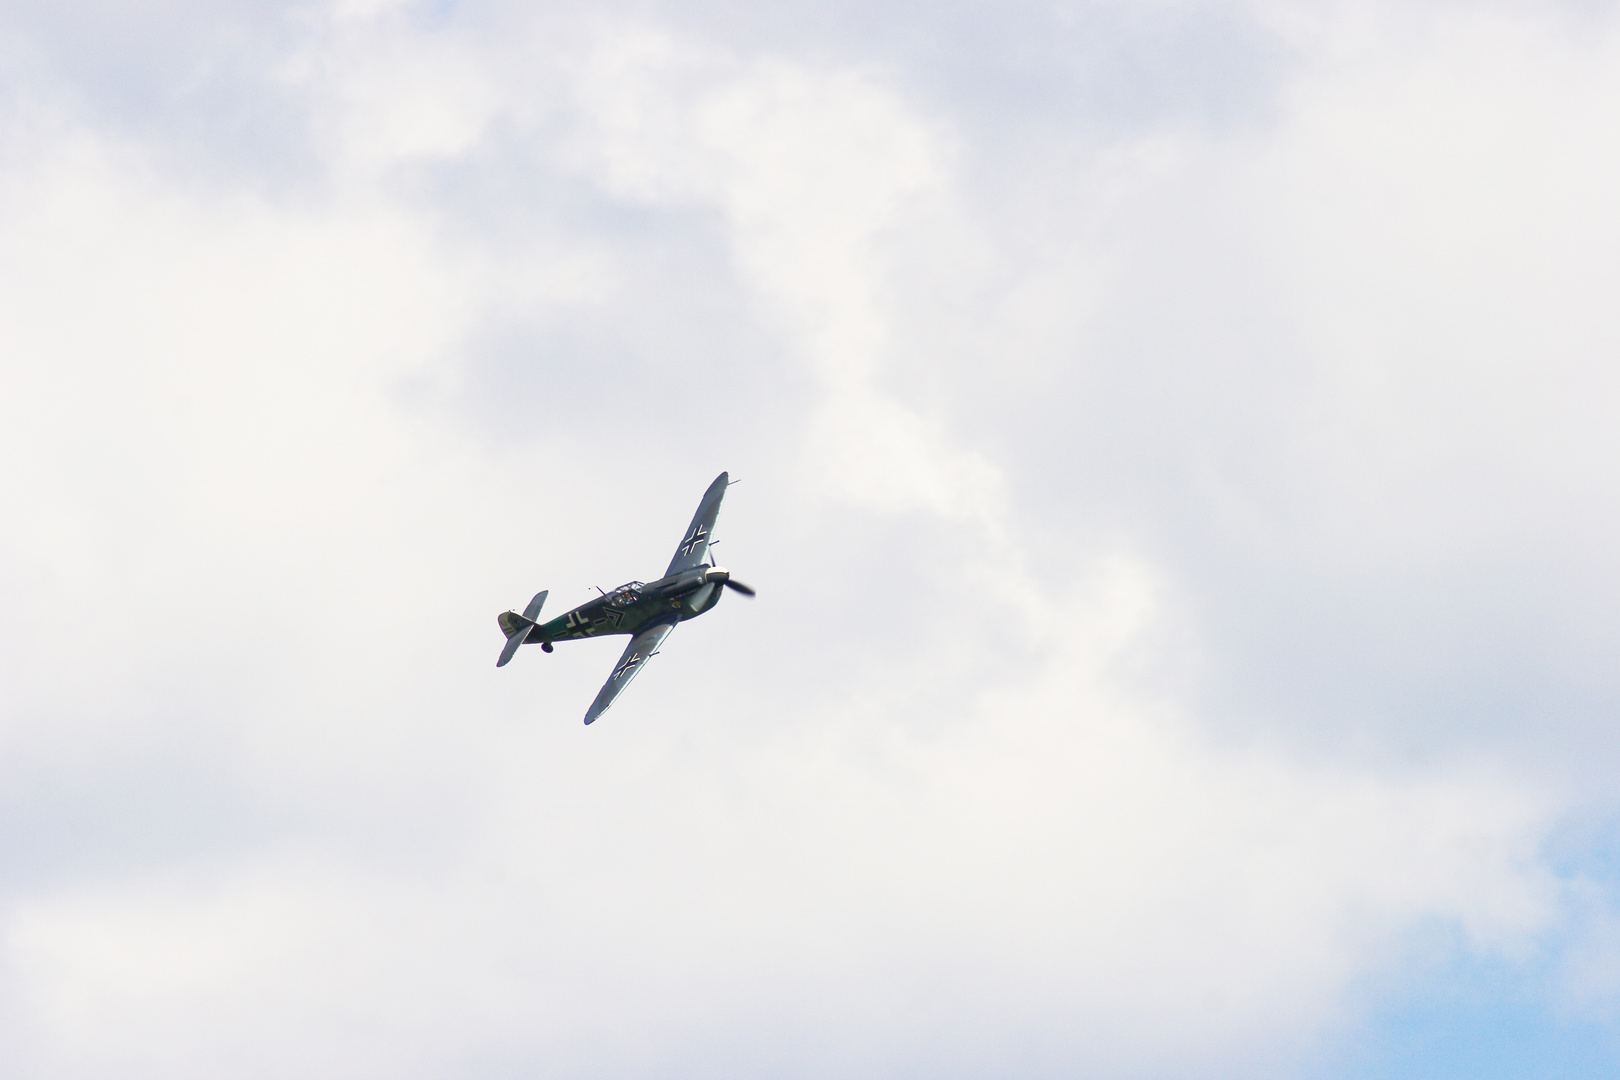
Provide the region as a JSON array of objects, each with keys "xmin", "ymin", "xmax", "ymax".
[{"xmin": 703, "ymin": 565, "xmax": 755, "ymax": 597}]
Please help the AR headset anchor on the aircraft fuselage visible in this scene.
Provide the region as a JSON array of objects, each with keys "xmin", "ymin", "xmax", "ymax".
[{"xmin": 532, "ymin": 566, "xmax": 725, "ymax": 645}]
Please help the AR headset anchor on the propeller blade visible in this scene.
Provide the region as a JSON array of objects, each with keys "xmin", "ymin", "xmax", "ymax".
[{"xmin": 723, "ymin": 579, "xmax": 755, "ymax": 597}]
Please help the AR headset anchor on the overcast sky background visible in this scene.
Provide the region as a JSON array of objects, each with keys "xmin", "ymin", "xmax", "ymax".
[{"xmin": 3, "ymin": 0, "xmax": 1620, "ymax": 1076}]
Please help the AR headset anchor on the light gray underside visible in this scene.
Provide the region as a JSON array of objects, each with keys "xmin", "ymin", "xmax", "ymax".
[
  {"xmin": 663, "ymin": 472, "xmax": 728, "ymax": 578},
  {"xmin": 583, "ymin": 620, "xmax": 677, "ymax": 724}
]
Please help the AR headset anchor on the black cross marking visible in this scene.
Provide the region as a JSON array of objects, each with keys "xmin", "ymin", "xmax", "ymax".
[
  {"xmin": 613, "ymin": 652, "xmax": 643, "ymax": 680},
  {"xmin": 680, "ymin": 524, "xmax": 708, "ymax": 556}
]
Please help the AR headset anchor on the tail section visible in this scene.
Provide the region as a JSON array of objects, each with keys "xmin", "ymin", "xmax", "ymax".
[{"xmin": 496, "ymin": 590, "xmax": 548, "ymax": 667}]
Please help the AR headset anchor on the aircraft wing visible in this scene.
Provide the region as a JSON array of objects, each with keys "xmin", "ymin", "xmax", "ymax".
[
  {"xmin": 664, "ymin": 472, "xmax": 728, "ymax": 577},
  {"xmin": 583, "ymin": 620, "xmax": 677, "ymax": 725}
]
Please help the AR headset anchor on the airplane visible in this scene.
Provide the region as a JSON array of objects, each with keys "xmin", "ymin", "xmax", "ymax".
[{"xmin": 495, "ymin": 472, "xmax": 753, "ymax": 724}]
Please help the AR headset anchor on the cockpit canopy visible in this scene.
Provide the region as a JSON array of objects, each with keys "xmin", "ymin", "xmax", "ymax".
[{"xmin": 607, "ymin": 581, "xmax": 646, "ymax": 607}]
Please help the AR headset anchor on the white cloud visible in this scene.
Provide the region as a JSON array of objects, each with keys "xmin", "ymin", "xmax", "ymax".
[
  {"xmin": 2, "ymin": 0, "xmax": 1619, "ymax": 1076},
  {"xmin": 280, "ymin": 6, "xmax": 501, "ymax": 171},
  {"xmin": 563, "ymin": 29, "xmax": 1004, "ymax": 523}
]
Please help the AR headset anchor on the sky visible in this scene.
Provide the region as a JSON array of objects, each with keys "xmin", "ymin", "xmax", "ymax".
[{"xmin": 2, "ymin": 0, "xmax": 1620, "ymax": 1076}]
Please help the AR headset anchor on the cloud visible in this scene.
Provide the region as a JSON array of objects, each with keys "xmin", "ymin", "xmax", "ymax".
[{"xmin": 2, "ymin": 0, "xmax": 1620, "ymax": 1076}]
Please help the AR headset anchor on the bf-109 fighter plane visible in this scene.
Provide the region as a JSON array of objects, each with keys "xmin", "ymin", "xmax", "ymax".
[{"xmin": 496, "ymin": 472, "xmax": 753, "ymax": 724}]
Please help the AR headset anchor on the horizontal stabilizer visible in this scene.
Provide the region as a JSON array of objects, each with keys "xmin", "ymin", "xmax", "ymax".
[
  {"xmin": 496, "ymin": 615, "xmax": 532, "ymax": 667},
  {"xmin": 496, "ymin": 591, "xmax": 548, "ymax": 667}
]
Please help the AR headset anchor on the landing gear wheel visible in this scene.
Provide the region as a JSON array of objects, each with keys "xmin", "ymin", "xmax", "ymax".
[{"xmin": 541, "ymin": 642, "xmax": 554, "ymax": 653}]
